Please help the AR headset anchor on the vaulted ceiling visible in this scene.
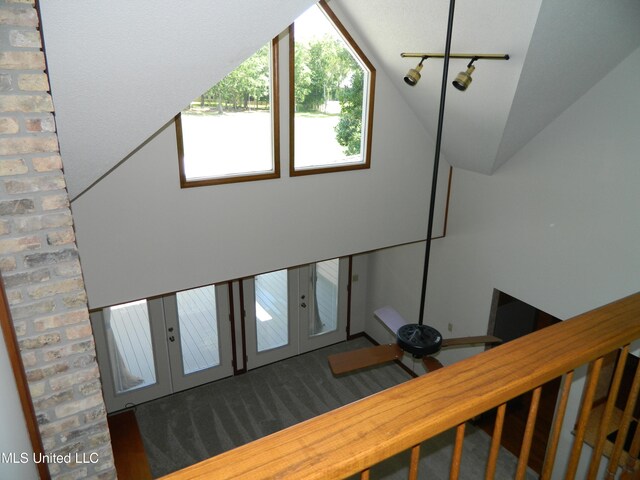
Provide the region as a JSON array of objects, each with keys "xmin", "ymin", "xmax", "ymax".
[
  {"xmin": 333, "ymin": 0, "xmax": 640, "ymax": 174},
  {"xmin": 40, "ymin": 0, "xmax": 640, "ymax": 199}
]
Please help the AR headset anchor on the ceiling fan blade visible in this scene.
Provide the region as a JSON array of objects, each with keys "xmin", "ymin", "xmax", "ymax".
[
  {"xmin": 422, "ymin": 356, "xmax": 444, "ymax": 372},
  {"xmin": 328, "ymin": 344, "xmax": 403, "ymax": 375},
  {"xmin": 441, "ymin": 335, "xmax": 502, "ymax": 348},
  {"xmin": 374, "ymin": 306, "xmax": 410, "ymax": 334}
]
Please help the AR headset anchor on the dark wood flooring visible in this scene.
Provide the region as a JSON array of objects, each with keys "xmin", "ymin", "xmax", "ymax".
[{"xmin": 107, "ymin": 410, "xmax": 152, "ymax": 480}]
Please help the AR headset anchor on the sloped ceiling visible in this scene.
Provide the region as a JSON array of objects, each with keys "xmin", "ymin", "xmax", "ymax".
[
  {"xmin": 39, "ymin": 0, "xmax": 317, "ymax": 200},
  {"xmin": 331, "ymin": 0, "xmax": 640, "ymax": 174},
  {"xmin": 40, "ymin": 0, "xmax": 640, "ymax": 199}
]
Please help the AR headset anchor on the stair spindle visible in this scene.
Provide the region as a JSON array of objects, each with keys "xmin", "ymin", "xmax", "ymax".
[{"xmin": 485, "ymin": 403, "xmax": 506, "ymax": 479}]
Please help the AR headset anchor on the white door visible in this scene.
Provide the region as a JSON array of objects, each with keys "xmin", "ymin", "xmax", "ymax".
[
  {"xmin": 91, "ymin": 284, "xmax": 234, "ymax": 412},
  {"xmin": 91, "ymin": 298, "xmax": 172, "ymax": 412},
  {"xmin": 243, "ymin": 258, "xmax": 349, "ymax": 370},
  {"xmin": 163, "ymin": 284, "xmax": 234, "ymax": 392},
  {"xmin": 298, "ymin": 258, "xmax": 348, "ymax": 353}
]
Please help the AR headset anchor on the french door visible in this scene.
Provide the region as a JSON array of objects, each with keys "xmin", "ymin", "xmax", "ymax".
[
  {"xmin": 243, "ymin": 257, "xmax": 349, "ymax": 370},
  {"xmin": 91, "ymin": 257, "xmax": 350, "ymax": 411},
  {"xmin": 242, "ymin": 269, "xmax": 298, "ymax": 369},
  {"xmin": 162, "ymin": 284, "xmax": 233, "ymax": 392},
  {"xmin": 91, "ymin": 284, "xmax": 233, "ymax": 412}
]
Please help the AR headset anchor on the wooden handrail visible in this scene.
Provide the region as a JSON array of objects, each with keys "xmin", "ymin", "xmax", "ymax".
[{"xmin": 163, "ymin": 292, "xmax": 640, "ymax": 480}]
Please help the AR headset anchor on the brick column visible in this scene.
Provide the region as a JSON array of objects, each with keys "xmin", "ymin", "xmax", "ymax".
[{"xmin": 0, "ymin": 1, "xmax": 116, "ymax": 478}]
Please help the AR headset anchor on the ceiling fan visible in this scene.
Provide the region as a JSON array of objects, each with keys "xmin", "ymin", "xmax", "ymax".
[{"xmin": 328, "ymin": 306, "xmax": 501, "ymax": 375}]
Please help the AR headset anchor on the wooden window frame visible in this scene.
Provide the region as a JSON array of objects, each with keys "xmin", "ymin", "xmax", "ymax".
[
  {"xmin": 177, "ymin": 37, "xmax": 281, "ymax": 188},
  {"xmin": 289, "ymin": 0, "xmax": 376, "ymax": 177}
]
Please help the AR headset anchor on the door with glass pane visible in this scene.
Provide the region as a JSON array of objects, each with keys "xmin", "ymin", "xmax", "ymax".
[
  {"xmin": 243, "ymin": 269, "xmax": 298, "ymax": 369},
  {"xmin": 163, "ymin": 284, "xmax": 233, "ymax": 392},
  {"xmin": 298, "ymin": 258, "xmax": 348, "ymax": 353},
  {"xmin": 91, "ymin": 298, "xmax": 172, "ymax": 412},
  {"xmin": 242, "ymin": 259, "xmax": 348, "ymax": 370},
  {"xmin": 91, "ymin": 284, "xmax": 234, "ymax": 412}
]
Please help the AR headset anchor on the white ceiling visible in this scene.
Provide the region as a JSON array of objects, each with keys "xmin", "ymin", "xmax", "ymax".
[
  {"xmin": 331, "ymin": 0, "xmax": 640, "ymax": 174},
  {"xmin": 40, "ymin": 0, "xmax": 640, "ymax": 198}
]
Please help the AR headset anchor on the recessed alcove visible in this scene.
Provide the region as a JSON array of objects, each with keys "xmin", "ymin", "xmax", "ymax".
[{"xmin": 476, "ymin": 290, "xmax": 562, "ymax": 475}]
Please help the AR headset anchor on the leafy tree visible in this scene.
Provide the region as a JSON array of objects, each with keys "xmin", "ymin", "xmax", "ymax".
[
  {"xmin": 294, "ymin": 42, "xmax": 312, "ymax": 111},
  {"xmin": 203, "ymin": 45, "xmax": 270, "ymax": 113},
  {"xmin": 186, "ymin": 33, "xmax": 366, "ymax": 158},
  {"xmin": 298, "ymin": 36, "xmax": 350, "ymax": 112},
  {"xmin": 335, "ymin": 68, "xmax": 364, "ymax": 156}
]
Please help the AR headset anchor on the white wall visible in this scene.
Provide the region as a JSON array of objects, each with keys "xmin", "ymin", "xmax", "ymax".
[
  {"xmin": 70, "ymin": 17, "xmax": 450, "ymax": 309},
  {"xmin": 361, "ymin": 46, "xmax": 640, "ymax": 477},
  {"xmin": 0, "ymin": 328, "xmax": 37, "ymax": 480}
]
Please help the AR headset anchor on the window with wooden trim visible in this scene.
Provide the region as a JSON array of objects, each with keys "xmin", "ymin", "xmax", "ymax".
[
  {"xmin": 176, "ymin": 1, "xmax": 376, "ymax": 188},
  {"xmin": 177, "ymin": 38, "xmax": 280, "ymax": 187},
  {"xmin": 289, "ymin": 0, "xmax": 375, "ymax": 176}
]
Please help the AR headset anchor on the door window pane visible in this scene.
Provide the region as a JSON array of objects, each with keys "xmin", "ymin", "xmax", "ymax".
[
  {"xmin": 177, "ymin": 285, "xmax": 220, "ymax": 375},
  {"xmin": 105, "ymin": 300, "xmax": 156, "ymax": 394},
  {"xmin": 255, "ymin": 270, "xmax": 289, "ymax": 352},
  {"xmin": 310, "ymin": 259, "xmax": 339, "ymax": 336}
]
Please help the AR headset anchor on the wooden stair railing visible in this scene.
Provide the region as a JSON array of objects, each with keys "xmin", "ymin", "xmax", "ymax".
[{"xmin": 162, "ymin": 292, "xmax": 640, "ymax": 480}]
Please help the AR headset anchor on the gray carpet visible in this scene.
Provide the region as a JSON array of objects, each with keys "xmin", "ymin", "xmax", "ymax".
[{"xmin": 135, "ymin": 338, "xmax": 535, "ymax": 479}]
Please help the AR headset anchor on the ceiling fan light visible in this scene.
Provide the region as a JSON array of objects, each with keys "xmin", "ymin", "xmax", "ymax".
[{"xmin": 452, "ymin": 64, "xmax": 475, "ymax": 91}]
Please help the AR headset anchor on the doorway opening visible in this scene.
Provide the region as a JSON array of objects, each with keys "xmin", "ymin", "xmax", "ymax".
[{"xmin": 475, "ymin": 290, "xmax": 562, "ymax": 475}]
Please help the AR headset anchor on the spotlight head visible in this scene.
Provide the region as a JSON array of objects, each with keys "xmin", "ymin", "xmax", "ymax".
[
  {"xmin": 404, "ymin": 63, "xmax": 423, "ymax": 86},
  {"xmin": 452, "ymin": 64, "xmax": 475, "ymax": 91},
  {"xmin": 404, "ymin": 58, "xmax": 427, "ymax": 87}
]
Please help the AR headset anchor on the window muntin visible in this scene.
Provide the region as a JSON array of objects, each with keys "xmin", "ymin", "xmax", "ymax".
[
  {"xmin": 177, "ymin": 38, "xmax": 280, "ymax": 187},
  {"xmin": 290, "ymin": 1, "xmax": 375, "ymax": 176}
]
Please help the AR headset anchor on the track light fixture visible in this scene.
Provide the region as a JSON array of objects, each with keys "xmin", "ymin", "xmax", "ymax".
[
  {"xmin": 400, "ymin": 53, "xmax": 509, "ymax": 92},
  {"xmin": 452, "ymin": 57, "xmax": 478, "ymax": 91},
  {"xmin": 404, "ymin": 57, "xmax": 427, "ymax": 86}
]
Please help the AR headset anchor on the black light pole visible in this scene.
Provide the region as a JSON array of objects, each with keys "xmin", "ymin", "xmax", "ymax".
[{"xmin": 418, "ymin": 0, "xmax": 456, "ymax": 326}]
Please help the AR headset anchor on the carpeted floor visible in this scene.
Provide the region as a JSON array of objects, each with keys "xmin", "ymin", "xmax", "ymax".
[{"xmin": 135, "ymin": 338, "xmax": 535, "ymax": 479}]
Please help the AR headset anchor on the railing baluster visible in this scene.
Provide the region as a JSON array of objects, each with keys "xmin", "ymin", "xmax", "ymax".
[
  {"xmin": 587, "ymin": 346, "xmax": 629, "ymax": 479},
  {"xmin": 360, "ymin": 468, "xmax": 370, "ymax": 480},
  {"xmin": 607, "ymin": 356, "xmax": 640, "ymax": 478},
  {"xmin": 485, "ymin": 403, "xmax": 506, "ymax": 480},
  {"xmin": 541, "ymin": 370, "xmax": 574, "ymax": 480},
  {"xmin": 566, "ymin": 357, "xmax": 603, "ymax": 479},
  {"xmin": 449, "ymin": 423, "xmax": 466, "ymax": 480},
  {"xmin": 625, "ymin": 426, "xmax": 640, "ymax": 480},
  {"xmin": 409, "ymin": 444, "xmax": 421, "ymax": 480},
  {"xmin": 515, "ymin": 386, "xmax": 541, "ymax": 479},
  {"xmin": 621, "ymin": 421, "xmax": 640, "ymax": 478}
]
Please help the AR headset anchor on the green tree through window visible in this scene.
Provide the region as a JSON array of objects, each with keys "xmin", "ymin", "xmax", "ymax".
[
  {"xmin": 335, "ymin": 68, "xmax": 364, "ymax": 156},
  {"xmin": 291, "ymin": 1, "xmax": 375, "ymax": 175},
  {"xmin": 177, "ymin": 40, "xmax": 280, "ymax": 187}
]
